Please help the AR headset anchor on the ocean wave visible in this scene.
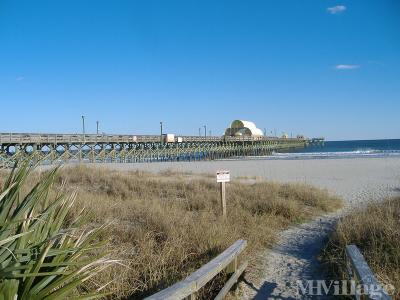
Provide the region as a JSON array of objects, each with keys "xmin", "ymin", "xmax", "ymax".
[{"xmin": 269, "ymin": 149, "xmax": 400, "ymax": 160}]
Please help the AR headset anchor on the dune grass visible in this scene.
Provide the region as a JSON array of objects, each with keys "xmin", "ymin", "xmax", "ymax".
[
  {"xmin": 323, "ymin": 198, "xmax": 400, "ymax": 298},
  {"xmin": 1, "ymin": 165, "xmax": 341, "ymax": 299}
]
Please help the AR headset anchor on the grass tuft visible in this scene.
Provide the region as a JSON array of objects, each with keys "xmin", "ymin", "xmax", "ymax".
[{"xmin": 323, "ymin": 197, "xmax": 400, "ymax": 298}]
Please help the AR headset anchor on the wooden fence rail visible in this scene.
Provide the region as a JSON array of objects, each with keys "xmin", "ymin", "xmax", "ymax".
[
  {"xmin": 346, "ymin": 245, "xmax": 392, "ymax": 300},
  {"xmin": 145, "ymin": 239, "xmax": 247, "ymax": 300}
]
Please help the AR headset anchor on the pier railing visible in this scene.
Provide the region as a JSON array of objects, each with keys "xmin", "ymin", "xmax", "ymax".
[
  {"xmin": 145, "ymin": 239, "xmax": 247, "ymax": 300},
  {"xmin": 0, "ymin": 132, "xmax": 311, "ymax": 166},
  {"xmin": 0, "ymin": 132, "xmax": 306, "ymax": 145},
  {"xmin": 345, "ymin": 245, "xmax": 392, "ymax": 300}
]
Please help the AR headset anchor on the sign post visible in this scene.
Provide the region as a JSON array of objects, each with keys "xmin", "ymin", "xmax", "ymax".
[{"xmin": 216, "ymin": 170, "xmax": 230, "ymax": 218}]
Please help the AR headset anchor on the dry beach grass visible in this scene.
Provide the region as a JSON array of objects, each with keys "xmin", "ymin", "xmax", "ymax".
[
  {"xmin": 323, "ymin": 197, "xmax": 400, "ymax": 298},
  {"xmin": 1, "ymin": 165, "xmax": 341, "ymax": 299}
]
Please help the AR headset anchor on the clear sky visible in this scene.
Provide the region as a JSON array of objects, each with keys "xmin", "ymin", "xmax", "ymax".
[{"xmin": 1, "ymin": 0, "xmax": 399, "ymax": 140}]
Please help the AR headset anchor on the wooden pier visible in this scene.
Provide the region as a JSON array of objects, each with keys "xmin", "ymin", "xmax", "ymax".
[{"xmin": 0, "ymin": 132, "xmax": 321, "ymax": 167}]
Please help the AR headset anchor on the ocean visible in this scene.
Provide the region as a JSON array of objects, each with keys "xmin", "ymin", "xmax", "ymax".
[{"xmin": 271, "ymin": 139, "xmax": 400, "ymax": 160}]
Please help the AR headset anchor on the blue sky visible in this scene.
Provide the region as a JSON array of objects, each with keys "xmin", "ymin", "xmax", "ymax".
[{"xmin": 1, "ymin": 0, "xmax": 399, "ymax": 140}]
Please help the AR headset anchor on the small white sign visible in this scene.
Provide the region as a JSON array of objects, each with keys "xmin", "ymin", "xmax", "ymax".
[{"xmin": 216, "ymin": 170, "xmax": 230, "ymax": 183}]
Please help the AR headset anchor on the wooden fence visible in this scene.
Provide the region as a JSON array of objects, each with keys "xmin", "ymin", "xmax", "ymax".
[
  {"xmin": 145, "ymin": 239, "xmax": 247, "ymax": 300},
  {"xmin": 346, "ymin": 245, "xmax": 392, "ymax": 300}
]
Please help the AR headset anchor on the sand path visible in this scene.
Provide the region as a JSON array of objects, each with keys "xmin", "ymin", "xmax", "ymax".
[{"xmin": 96, "ymin": 157, "xmax": 400, "ymax": 299}]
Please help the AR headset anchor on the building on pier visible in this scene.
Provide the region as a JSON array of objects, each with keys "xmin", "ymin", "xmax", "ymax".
[
  {"xmin": 281, "ymin": 133, "xmax": 289, "ymax": 139},
  {"xmin": 224, "ymin": 120, "xmax": 264, "ymax": 137}
]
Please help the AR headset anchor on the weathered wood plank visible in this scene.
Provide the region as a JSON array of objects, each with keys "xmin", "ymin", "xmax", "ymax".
[
  {"xmin": 145, "ymin": 239, "xmax": 247, "ymax": 300},
  {"xmin": 214, "ymin": 261, "xmax": 248, "ymax": 300},
  {"xmin": 346, "ymin": 245, "xmax": 392, "ymax": 300}
]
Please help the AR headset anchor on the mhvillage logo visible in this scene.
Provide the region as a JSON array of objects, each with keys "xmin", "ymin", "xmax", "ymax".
[{"xmin": 296, "ymin": 280, "xmax": 395, "ymax": 297}]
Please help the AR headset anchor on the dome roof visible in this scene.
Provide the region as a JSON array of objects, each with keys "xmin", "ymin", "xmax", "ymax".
[{"xmin": 225, "ymin": 120, "xmax": 264, "ymax": 137}]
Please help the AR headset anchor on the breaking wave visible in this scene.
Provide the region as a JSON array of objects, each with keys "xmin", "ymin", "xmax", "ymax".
[{"xmin": 268, "ymin": 149, "xmax": 400, "ymax": 160}]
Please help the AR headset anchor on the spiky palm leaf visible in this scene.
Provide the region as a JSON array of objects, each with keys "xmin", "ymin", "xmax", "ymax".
[{"xmin": 0, "ymin": 161, "xmax": 113, "ymax": 299}]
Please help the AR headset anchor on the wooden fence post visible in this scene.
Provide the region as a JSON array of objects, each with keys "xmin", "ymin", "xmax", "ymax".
[
  {"xmin": 184, "ymin": 293, "xmax": 196, "ymax": 300},
  {"xmin": 226, "ymin": 256, "xmax": 237, "ymax": 274}
]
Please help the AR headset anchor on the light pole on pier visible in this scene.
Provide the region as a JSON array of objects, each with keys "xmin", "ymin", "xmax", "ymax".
[
  {"xmin": 96, "ymin": 121, "xmax": 99, "ymax": 135},
  {"xmin": 160, "ymin": 121, "xmax": 163, "ymax": 144},
  {"xmin": 80, "ymin": 115, "xmax": 85, "ymax": 162},
  {"xmin": 81, "ymin": 115, "xmax": 85, "ymax": 142},
  {"xmin": 199, "ymin": 128, "xmax": 201, "ymax": 137},
  {"xmin": 204, "ymin": 125, "xmax": 207, "ymax": 138}
]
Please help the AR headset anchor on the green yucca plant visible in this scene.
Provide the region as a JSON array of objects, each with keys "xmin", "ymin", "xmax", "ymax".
[{"xmin": 0, "ymin": 161, "xmax": 113, "ymax": 299}]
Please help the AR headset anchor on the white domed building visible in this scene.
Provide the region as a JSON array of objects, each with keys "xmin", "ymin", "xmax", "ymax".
[{"xmin": 224, "ymin": 120, "xmax": 264, "ymax": 137}]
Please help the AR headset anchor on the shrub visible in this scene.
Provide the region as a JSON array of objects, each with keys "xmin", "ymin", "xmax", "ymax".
[{"xmin": 0, "ymin": 162, "xmax": 113, "ymax": 299}]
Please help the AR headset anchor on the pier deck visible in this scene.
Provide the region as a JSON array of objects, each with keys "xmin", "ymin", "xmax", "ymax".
[{"xmin": 0, "ymin": 133, "xmax": 322, "ymax": 166}]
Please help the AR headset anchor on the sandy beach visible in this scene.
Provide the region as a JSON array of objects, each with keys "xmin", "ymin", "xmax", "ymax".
[{"xmin": 96, "ymin": 157, "xmax": 400, "ymax": 207}]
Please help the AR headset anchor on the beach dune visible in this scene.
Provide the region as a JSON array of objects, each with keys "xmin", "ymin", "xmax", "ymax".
[{"xmin": 92, "ymin": 156, "xmax": 400, "ymax": 299}]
